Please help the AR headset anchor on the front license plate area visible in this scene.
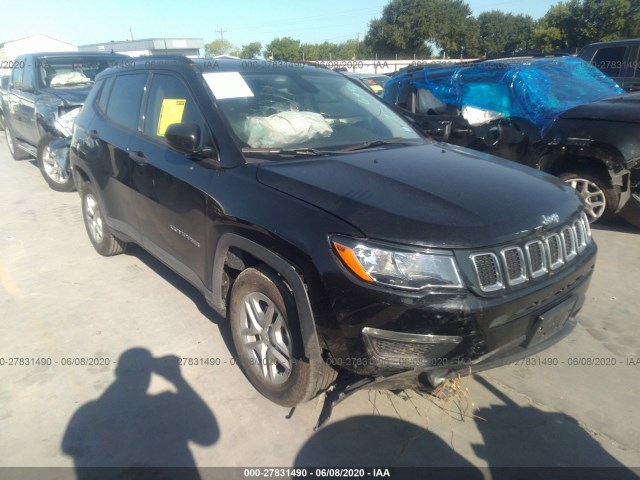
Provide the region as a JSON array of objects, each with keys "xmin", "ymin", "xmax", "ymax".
[{"xmin": 526, "ymin": 297, "xmax": 577, "ymax": 347}]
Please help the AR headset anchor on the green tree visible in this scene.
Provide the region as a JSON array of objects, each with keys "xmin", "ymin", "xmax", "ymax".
[
  {"xmin": 205, "ymin": 39, "xmax": 237, "ymax": 57},
  {"xmin": 239, "ymin": 42, "xmax": 262, "ymax": 59},
  {"xmin": 264, "ymin": 37, "xmax": 302, "ymax": 61},
  {"xmin": 301, "ymin": 41, "xmax": 337, "ymax": 60},
  {"xmin": 533, "ymin": 0, "xmax": 632, "ymax": 52},
  {"xmin": 364, "ymin": 0, "xmax": 478, "ymax": 59},
  {"xmin": 478, "ymin": 11, "xmax": 534, "ymax": 57}
]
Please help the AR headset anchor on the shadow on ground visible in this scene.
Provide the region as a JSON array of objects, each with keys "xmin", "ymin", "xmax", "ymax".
[
  {"xmin": 294, "ymin": 375, "xmax": 639, "ymax": 479},
  {"xmin": 61, "ymin": 348, "xmax": 219, "ymax": 479}
]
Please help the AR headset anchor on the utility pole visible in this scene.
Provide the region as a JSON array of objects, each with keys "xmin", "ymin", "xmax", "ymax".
[{"xmin": 215, "ymin": 28, "xmax": 228, "ymax": 40}]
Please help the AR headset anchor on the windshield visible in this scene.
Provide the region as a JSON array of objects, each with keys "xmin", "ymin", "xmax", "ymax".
[
  {"xmin": 38, "ymin": 57, "xmax": 122, "ymax": 88},
  {"xmin": 207, "ymin": 70, "xmax": 423, "ymax": 151}
]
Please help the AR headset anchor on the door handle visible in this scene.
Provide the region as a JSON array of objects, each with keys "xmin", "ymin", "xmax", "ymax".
[{"xmin": 128, "ymin": 150, "xmax": 148, "ymax": 166}]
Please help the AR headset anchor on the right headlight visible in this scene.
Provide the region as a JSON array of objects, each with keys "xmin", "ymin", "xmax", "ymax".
[{"xmin": 331, "ymin": 236, "xmax": 464, "ymax": 291}]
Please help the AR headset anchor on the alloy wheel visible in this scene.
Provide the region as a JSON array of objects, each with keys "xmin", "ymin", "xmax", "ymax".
[
  {"xmin": 84, "ymin": 194, "xmax": 104, "ymax": 243},
  {"xmin": 42, "ymin": 147, "xmax": 68, "ymax": 184},
  {"xmin": 565, "ymin": 178, "xmax": 606, "ymax": 222},
  {"xmin": 239, "ymin": 292, "xmax": 293, "ymax": 385}
]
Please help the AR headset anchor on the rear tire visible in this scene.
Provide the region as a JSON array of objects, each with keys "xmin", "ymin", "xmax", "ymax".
[
  {"xmin": 81, "ymin": 184, "xmax": 124, "ymax": 256},
  {"xmin": 37, "ymin": 134, "xmax": 75, "ymax": 192},
  {"xmin": 559, "ymin": 170, "xmax": 619, "ymax": 223},
  {"xmin": 5, "ymin": 122, "xmax": 30, "ymax": 160},
  {"xmin": 229, "ymin": 265, "xmax": 336, "ymax": 406}
]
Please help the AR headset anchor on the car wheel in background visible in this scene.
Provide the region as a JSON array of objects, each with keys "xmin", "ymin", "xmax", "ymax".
[
  {"xmin": 37, "ymin": 134, "xmax": 75, "ymax": 192},
  {"xmin": 559, "ymin": 170, "xmax": 619, "ymax": 223},
  {"xmin": 229, "ymin": 266, "xmax": 337, "ymax": 407}
]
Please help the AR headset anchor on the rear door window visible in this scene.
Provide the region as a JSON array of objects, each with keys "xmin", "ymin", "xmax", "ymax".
[{"xmin": 105, "ymin": 73, "xmax": 148, "ymax": 131}]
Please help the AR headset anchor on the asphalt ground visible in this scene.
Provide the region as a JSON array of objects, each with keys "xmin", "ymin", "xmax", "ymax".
[{"xmin": 1, "ymin": 130, "xmax": 639, "ymax": 478}]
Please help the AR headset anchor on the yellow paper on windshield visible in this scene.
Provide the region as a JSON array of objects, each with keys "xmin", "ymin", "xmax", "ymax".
[{"xmin": 157, "ymin": 99, "xmax": 186, "ymax": 136}]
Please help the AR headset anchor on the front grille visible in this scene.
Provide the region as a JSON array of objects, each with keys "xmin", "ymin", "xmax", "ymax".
[{"xmin": 470, "ymin": 214, "xmax": 592, "ymax": 293}]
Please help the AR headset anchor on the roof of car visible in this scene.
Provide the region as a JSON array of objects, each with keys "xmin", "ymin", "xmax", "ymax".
[
  {"xmin": 16, "ymin": 51, "xmax": 129, "ymax": 59},
  {"xmin": 581, "ymin": 38, "xmax": 640, "ymax": 48},
  {"xmin": 99, "ymin": 55, "xmax": 338, "ymax": 78}
]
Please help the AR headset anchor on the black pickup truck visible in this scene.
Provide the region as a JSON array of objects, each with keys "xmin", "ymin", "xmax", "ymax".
[{"xmin": 4, "ymin": 52, "xmax": 127, "ymax": 191}]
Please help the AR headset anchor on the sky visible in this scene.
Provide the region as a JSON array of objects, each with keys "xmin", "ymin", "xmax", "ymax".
[{"xmin": 2, "ymin": 0, "xmax": 556, "ymax": 50}]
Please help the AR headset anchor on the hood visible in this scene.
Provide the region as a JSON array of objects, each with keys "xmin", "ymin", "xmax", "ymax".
[
  {"xmin": 42, "ymin": 86, "xmax": 93, "ymax": 106},
  {"xmin": 560, "ymin": 93, "xmax": 640, "ymax": 124},
  {"xmin": 256, "ymin": 143, "xmax": 582, "ymax": 249}
]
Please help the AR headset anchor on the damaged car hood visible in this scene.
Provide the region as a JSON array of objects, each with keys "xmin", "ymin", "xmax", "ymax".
[
  {"xmin": 42, "ymin": 86, "xmax": 93, "ymax": 106},
  {"xmin": 560, "ymin": 93, "xmax": 640, "ymax": 124},
  {"xmin": 256, "ymin": 143, "xmax": 582, "ymax": 249}
]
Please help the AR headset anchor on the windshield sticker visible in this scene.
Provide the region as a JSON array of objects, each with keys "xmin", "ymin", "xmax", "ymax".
[
  {"xmin": 203, "ymin": 72, "xmax": 254, "ymax": 100},
  {"xmin": 157, "ymin": 99, "xmax": 186, "ymax": 136}
]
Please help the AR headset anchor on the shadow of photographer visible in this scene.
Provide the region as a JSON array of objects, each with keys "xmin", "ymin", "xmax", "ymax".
[
  {"xmin": 61, "ymin": 348, "xmax": 219, "ymax": 480},
  {"xmin": 471, "ymin": 375, "xmax": 639, "ymax": 479}
]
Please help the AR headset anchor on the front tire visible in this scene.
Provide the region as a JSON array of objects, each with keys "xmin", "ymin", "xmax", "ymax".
[
  {"xmin": 37, "ymin": 134, "xmax": 75, "ymax": 192},
  {"xmin": 81, "ymin": 184, "xmax": 124, "ymax": 256},
  {"xmin": 5, "ymin": 122, "xmax": 30, "ymax": 160},
  {"xmin": 559, "ymin": 170, "xmax": 619, "ymax": 223},
  {"xmin": 229, "ymin": 266, "xmax": 336, "ymax": 407}
]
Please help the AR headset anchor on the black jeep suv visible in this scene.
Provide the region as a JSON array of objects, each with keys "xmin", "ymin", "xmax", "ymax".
[
  {"xmin": 382, "ymin": 56, "xmax": 640, "ymax": 228},
  {"xmin": 70, "ymin": 56, "xmax": 596, "ymax": 406},
  {"xmin": 4, "ymin": 52, "xmax": 127, "ymax": 191}
]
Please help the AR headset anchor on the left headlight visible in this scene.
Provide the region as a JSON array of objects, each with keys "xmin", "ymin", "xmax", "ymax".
[{"xmin": 331, "ymin": 236, "xmax": 464, "ymax": 291}]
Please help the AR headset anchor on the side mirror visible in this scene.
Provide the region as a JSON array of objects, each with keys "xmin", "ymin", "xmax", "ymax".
[{"xmin": 165, "ymin": 123, "xmax": 201, "ymax": 154}]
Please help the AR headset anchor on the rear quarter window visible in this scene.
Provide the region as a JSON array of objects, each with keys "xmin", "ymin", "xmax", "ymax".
[
  {"xmin": 97, "ymin": 76, "xmax": 114, "ymax": 113},
  {"xmin": 591, "ymin": 46, "xmax": 626, "ymax": 77}
]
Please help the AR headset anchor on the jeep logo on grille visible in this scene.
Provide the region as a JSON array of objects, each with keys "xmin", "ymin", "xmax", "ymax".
[{"xmin": 541, "ymin": 213, "xmax": 560, "ymax": 226}]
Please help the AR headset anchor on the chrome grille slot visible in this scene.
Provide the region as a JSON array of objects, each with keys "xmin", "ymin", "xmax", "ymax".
[
  {"xmin": 501, "ymin": 247, "xmax": 527, "ymax": 286},
  {"xmin": 573, "ymin": 219, "xmax": 587, "ymax": 253},
  {"xmin": 580, "ymin": 212, "xmax": 593, "ymax": 242},
  {"xmin": 525, "ymin": 240, "xmax": 547, "ymax": 278},
  {"xmin": 562, "ymin": 226, "xmax": 577, "ymax": 261},
  {"xmin": 471, "ymin": 253, "xmax": 503, "ymax": 292},
  {"xmin": 546, "ymin": 234, "xmax": 564, "ymax": 270}
]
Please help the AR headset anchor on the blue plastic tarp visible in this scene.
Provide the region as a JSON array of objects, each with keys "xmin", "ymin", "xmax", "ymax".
[{"xmin": 382, "ymin": 57, "xmax": 625, "ymax": 134}]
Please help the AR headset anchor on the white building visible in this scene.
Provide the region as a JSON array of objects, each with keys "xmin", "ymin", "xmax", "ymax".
[
  {"xmin": 79, "ymin": 38, "xmax": 203, "ymax": 58},
  {"xmin": 0, "ymin": 34, "xmax": 77, "ymax": 61}
]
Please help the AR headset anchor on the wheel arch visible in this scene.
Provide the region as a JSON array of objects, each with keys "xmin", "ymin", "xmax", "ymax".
[
  {"xmin": 539, "ymin": 146, "xmax": 627, "ymax": 189},
  {"xmin": 211, "ymin": 233, "xmax": 323, "ymax": 363}
]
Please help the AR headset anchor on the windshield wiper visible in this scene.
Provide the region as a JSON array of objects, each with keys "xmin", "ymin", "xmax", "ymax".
[
  {"xmin": 241, "ymin": 147, "xmax": 340, "ymax": 156},
  {"xmin": 339, "ymin": 137, "xmax": 422, "ymax": 152}
]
